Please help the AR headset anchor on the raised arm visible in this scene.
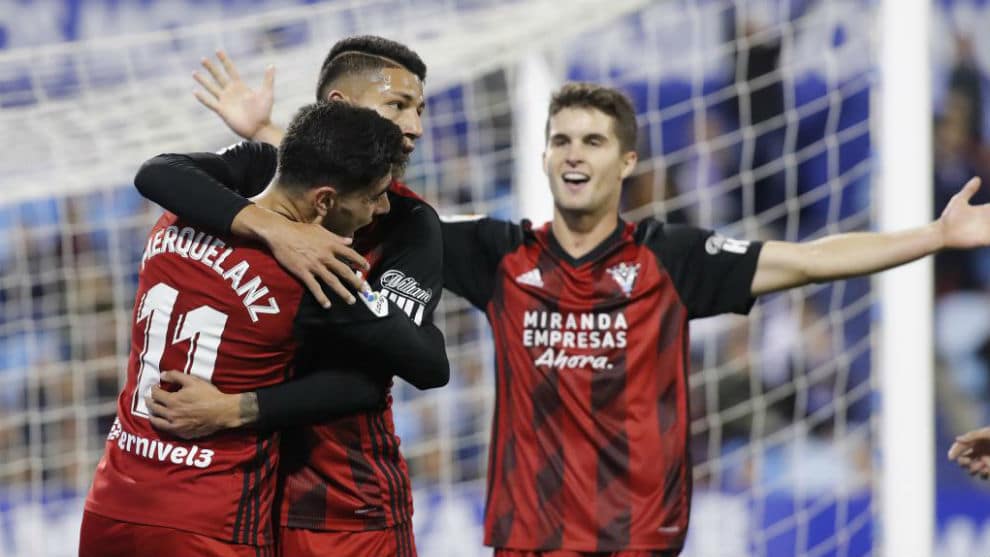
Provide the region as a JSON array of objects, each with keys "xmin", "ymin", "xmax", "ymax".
[
  {"xmin": 751, "ymin": 177, "xmax": 986, "ymax": 296},
  {"xmin": 193, "ymin": 50, "xmax": 286, "ymax": 146}
]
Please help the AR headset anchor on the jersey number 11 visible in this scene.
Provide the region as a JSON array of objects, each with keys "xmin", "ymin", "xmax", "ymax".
[{"xmin": 131, "ymin": 282, "xmax": 229, "ymax": 418}]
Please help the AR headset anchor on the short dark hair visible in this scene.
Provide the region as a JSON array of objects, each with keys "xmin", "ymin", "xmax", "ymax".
[
  {"xmin": 315, "ymin": 35, "xmax": 427, "ymax": 101},
  {"xmin": 278, "ymin": 101, "xmax": 405, "ymax": 193},
  {"xmin": 546, "ymin": 83, "xmax": 638, "ymax": 153}
]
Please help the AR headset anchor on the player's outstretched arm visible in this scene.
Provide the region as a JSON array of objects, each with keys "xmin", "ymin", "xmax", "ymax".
[
  {"xmin": 193, "ymin": 50, "xmax": 286, "ymax": 146},
  {"xmin": 949, "ymin": 427, "xmax": 990, "ymax": 480},
  {"xmin": 751, "ymin": 177, "xmax": 986, "ymax": 296}
]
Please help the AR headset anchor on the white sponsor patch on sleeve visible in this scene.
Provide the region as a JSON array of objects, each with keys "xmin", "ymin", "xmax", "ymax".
[
  {"xmin": 439, "ymin": 214, "xmax": 486, "ymax": 223},
  {"xmin": 359, "ymin": 289, "xmax": 390, "ymax": 318},
  {"xmin": 705, "ymin": 233, "xmax": 751, "ymax": 255}
]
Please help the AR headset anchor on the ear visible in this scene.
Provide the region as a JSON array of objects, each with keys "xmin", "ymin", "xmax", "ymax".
[
  {"xmin": 619, "ymin": 150, "xmax": 638, "ymax": 180},
  {"xmin": 324, "ymin": 89, "xmax": 348, "ymax": 102},
  {"xmin": 541, "ymin": 150, "xmax": 550, "ymax": 176},
  {"xmin": 310, "ymin": 186, "xmax": 337, "ymax": 219}
]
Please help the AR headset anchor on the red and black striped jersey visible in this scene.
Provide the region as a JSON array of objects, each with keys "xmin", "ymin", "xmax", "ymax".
[
  {"xmin": 278, "ymin": 184, "xmax": 444, "ymax": 532},
  {"xmin": 442, "ymin": 217, "xmax": 762, "ymax": 553},
  {"xmin": 129, "ymin": 142, "xmax": 448, "ymax": 533},
  {"xmin": 86, "ymin": 146, "xmax": 447, "ymax": 547}
]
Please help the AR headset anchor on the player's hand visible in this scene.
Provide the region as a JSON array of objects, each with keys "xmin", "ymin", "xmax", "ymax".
[
  {"xmin": 146, "ymin": 371, "xmax": 241, "ymax": 440},
  {"xmin": 948, "ymin": 427, "xmax": 990, "ymax": 480},
  {"xmin": 261, "ymin": 216, "xmax": 371, "ymax": 308},
  {"xmin": 937, "ymin": 177, "xmax": 990, "ymax": 249},
  {"xmin": 193, "ymin": 50, "xmax": 276, "ymax": 141},
  {"xmin": 233, "ymin": 205, "xmax": 370, "ymax": 308}
]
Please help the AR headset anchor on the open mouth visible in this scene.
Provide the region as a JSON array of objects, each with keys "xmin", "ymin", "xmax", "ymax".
[{"xmin": 561, "ymin": 171, "xmax": 590, "ymax": 189}]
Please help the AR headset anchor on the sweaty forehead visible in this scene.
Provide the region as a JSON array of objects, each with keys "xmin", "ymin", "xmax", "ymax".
[
  {"xmin": 337, "ymin": 66, "xmax": 424, "ymax": 101},
  {"xmin": 548, "ymin": 106, "xmax": 616, "ymax": 137},
  {"xmin": 375, "ymin": 67, "xmax": 424, "ymax": 98}
]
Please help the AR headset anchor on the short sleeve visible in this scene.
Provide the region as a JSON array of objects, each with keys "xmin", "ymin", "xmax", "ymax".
[
  {"xmin": 641, "ymin": 220, "xmax": 763, "ymax": 318},
  {"xmin": 441, "ymin": 217, "xmax": 525, "ymax": 309}
]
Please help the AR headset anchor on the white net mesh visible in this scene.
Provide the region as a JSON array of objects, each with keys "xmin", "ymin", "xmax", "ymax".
[{"xmin": 0, "ymin": 1, "xmax": 877, "ymax": 556}]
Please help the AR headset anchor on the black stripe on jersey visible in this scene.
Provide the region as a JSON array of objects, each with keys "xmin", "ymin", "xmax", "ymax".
[
  {"xmin": 250, "ymin": 440, "xmax": 260, "ymax": 545},
  {"xmin": 339, "ymin": 417, "xmax": 387, "ymax": 529},
  {"xmin": 233, "ymin": 445, "xmax": 252, "ymax": 543},
  {"xmin": 374, "ymin": 412, "xmax": 412, "ymax": 526},
  {"xmin": 366, "ymin": 413, "xmax": 402, "ymax": 526},
  {"xmin": 241, "ymin": 464, "xmax": 254, "ymax": 544},
  {"xmin": 376, "ymin": 412, "xmax": 412, "ymax": 526},
  {"xmin": 591, "ymin": 294, "xmax": 632, "ymax": 551},
  {"xmin": 485, "ymin": 275, "xmax": 516, "ymax": 546},
  {"xmin": 398, "ymin": 520, "xmax": 416, "ymax": 557},
  {"xmin": 251, "ymin": 438, "xmax": 270, "ymax": 546},
  {"xmin": 242, "ymin": 442, "xmax": 259, "ymax": 545},
  {"xmin": 680, "ymin": 332, "xmax": 694, "ymax": 524},
  {"xmin": 258, "ymin": 439, "xmax": 272, "ymax": 545},
  {"xmin": 394, "ymin": 521, "xmax": 407, "ymax": 557}
]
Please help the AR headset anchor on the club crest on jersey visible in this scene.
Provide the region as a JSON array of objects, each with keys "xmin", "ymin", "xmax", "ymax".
[
  {"xmin": 606, "ymin": 262, "xmax": 640, "ymax": 297},
  {"xmin": 705, "ymin": 233, "xmax": 750, "ymax": 255},
  {"xmin": 515, "ymin": 268, "xmax": 544, "ymax": 288}
]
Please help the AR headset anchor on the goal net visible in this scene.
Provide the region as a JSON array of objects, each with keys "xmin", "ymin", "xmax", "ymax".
[{"xmin": 0, "ymin": 1, "xmax": 878, "ymax": 555}]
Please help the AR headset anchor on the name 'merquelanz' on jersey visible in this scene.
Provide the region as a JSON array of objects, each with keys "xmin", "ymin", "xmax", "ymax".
[
  {"xmin": 85, "ymin": 212, "xmax": 439, "ymax": 549},
  {"xmin": 442, "ymin": 216, "xmax": 761, "ymax": 553}
]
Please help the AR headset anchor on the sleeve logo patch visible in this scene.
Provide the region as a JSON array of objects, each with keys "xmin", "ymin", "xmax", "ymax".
[
  {"xmin": 380, "ymin": 269, "xmax": 433, "ymax": 303},
  {"xmin": 359, "ymin": 289, "xmax": 390, "ymax": 318},
  {"xmin": 705, "ymin": 233, "xmax": 750, "ymax": 255}
]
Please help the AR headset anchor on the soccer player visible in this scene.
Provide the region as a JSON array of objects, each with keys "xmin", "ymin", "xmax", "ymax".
[
  {"xmin": 79, "ymin": 101, "xmax": 449, "ymax": 557},
  {"xmin": 135, "ymin": 37, "xmax": 441, "ymax": 557},
  {"xmin": 137, "ymin": 54, "xmax": 990, "ymax": 556}
]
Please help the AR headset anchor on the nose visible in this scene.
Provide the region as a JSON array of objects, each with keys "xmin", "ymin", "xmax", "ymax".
[
  {"xmin": 564, "ymin": 144, "xmax": 584, "ymax": 166},
  {"xmin": 400, "ymin": 109, "xmax": 423, "ymax": 142}
]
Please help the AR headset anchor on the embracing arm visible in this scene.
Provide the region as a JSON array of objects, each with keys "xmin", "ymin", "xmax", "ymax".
[
  {"xmin": 298, "ymin": 204, "xmax": 451, "ymax": 389},
  {"xmin": 147, "ymin": 369, "xmax": 387, "ymax": 437},
  {"xmin": 251, "ymin": 368, "xmax": 387, "ymax": 431},
  {"xmin": 146, "ymin": 202, "xmax": 450, "ymax": 440},
  {"xmin": 228, "ymin": 203, "xmax": 450, "ymax": 431},
  {"xmin": 751, "ymin": 177, "xmax": 984, "ymax": 296},
  {"xmin": 147, "ymin": 299, "xmax": 449, "ymax": 440},
  {"xmin": 134, "ymin": 142, "xmax": 367, "ymax": 306},
  {"xmin": 134, "ymin": 142, "xmax": 276, "ymax": 234}
]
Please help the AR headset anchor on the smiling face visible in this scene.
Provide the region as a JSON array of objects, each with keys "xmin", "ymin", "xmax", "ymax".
[
  {"xmin": 543, "ymin": 106, "xmax": 637, "ymax": 219},
  {"xmin": 327, "ymin": 66, "xmax": 425, "ymax": 157}
]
